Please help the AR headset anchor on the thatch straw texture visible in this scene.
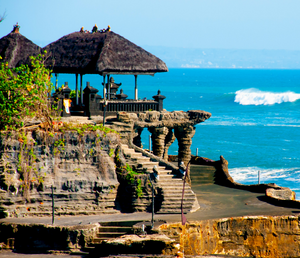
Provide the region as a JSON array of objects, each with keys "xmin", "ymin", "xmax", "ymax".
[
  {"xmin": 0, "ymin": 31, "xmax": 41, "ymax": 68},
  {"xmin": 43, "ymin": 31, "xmax": 168, "ymax": 74}
]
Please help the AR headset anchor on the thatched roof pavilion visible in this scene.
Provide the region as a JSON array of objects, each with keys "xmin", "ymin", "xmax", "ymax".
[
  {"xmin": 0, "ymin": 24, "xmax": 41, "ymax": 68},
  {"xmin": 44, "ymin": 29, "xmax": 168, "ymax": 75},
  {"xmin": 43, "ymin": 26, "xmax": 168, "ymax": 104}
]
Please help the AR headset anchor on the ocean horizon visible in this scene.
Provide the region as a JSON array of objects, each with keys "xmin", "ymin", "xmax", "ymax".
[{"xmin": 52, "ymin": 68, "xmax": 300, "ymax": 199}]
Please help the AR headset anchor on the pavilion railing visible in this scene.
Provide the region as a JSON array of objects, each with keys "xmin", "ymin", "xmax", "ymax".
[
  {"xmin": 100, "ymin": 100, "xmax": 159, "ymax": 112},
  {"xmin": 83, "ymin": 86, "xmax": 165, "ymax": 117},
  {"xmin": 53, "ymin": 83, "xmax": 166, "ymax": 117}
]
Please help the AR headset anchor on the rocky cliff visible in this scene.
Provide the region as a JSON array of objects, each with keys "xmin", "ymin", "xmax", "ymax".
[
  {"xmin": 0, "ymin": 127, "xmax": 121, "ymax": 217},
  {"xmin": 159, "ymin": 215, "xmax": 300, "ymax": 257}
]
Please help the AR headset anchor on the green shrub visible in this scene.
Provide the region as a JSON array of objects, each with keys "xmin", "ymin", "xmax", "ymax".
[{"xmin": 0, "ymin": 52, "xmax": 53, "ymax": 130}]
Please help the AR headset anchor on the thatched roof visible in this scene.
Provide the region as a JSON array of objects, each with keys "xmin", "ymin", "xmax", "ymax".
[
  {"xmin": 43, "ymin": 30, "xmax": 168, "ymax": 75},
  {"xmin": 0, "ymin": 26, "xmax": 41, "ymax": 68}
]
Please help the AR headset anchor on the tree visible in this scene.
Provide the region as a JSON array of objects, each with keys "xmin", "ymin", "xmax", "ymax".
[{"xmin": 0, "ymin": 52, "xmax": 54, "ymax": 130}]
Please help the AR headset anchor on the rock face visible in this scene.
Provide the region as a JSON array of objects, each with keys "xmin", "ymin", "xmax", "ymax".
[
  {"xmin": 96, "ymin": 234, "xmax": 177, "ymax": 256},
  {"xmin": 159, "ymin": 216, "xmax": 300, "ymax": 257},
  {"xmin": 108, "ymin": 110, "xmax": 211, "ymax": 169},
  {"xmin": 266, "ymin": 188, "xmax": 296, "ymax": 200},
  {"xmin": 0, "ymin": 222, "xmax": 100, "ymax": 252},
  {"xmin": 0, "ymin": 129, "xmax": 120, "ymax": 217}
]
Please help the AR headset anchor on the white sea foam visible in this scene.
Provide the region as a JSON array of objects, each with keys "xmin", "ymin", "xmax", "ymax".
[
  {"xmin": 229, "ymin": 167, "xmax": 300, "ymax": 183},
  {"xmin": 234, "ymin": 88, "xmax": 300, "ymax": 105}
]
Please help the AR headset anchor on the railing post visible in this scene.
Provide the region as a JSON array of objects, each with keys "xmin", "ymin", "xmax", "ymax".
[
  {"xmin": 52, "ymin": 185, "xmax": 55, "ymax": 225},
  {"xmin": 58, "ymin": 83, "xmax": 71, "ymax": 117},
  {"xmin": 83, "ymin": 82, "xmax": 99, "ymax": 118},
  {"xmin": 152, "ymin": 90, "xmax": 166, "ymax": 111}
]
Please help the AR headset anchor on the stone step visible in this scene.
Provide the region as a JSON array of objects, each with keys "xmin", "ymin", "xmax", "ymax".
[
  {"xmin": 162, "ymin": 194, "xmax": 194, "ymax": 200},
  {"xmin": 156, "ymin": 209, "xmax": 190, "ymax": 214},
  {"xmin": 96, "ymin": 232, "xmax": 128, "ymax": 239},
  {"xmin": 159, "ymin": 178, "xmax": 185, "ymax": 183},
  {"xmin": 98, "ymin": 226, "xmax": 133, "ymax": 233},
  {"xmin": 161, "ymin": 198, "xmax": 195, "ymax": 203},
  {"xmin": 161, "ymin": 190, "xmax": 194, "ymax": 196},
  {"xmin": 158, "ymin": 182, "xmax": 184, "ymax": 187},
  {"xmin": 156, "ymin": 169, "xmax": 173, "ymax": 174},
  {"xmin": 140, "ymin": 161, "xmax": 159, "ymax": 167},
  {"xmin": 130, "ymin": 154, "xmax": 148, "ymax": 160},
  {"xmin": 158, "ymin": 175, "xmax": 178, "ymax": 180},
  {"xmin": 120, "ymin": 143, "xmax": 199, "ymax": 213}
]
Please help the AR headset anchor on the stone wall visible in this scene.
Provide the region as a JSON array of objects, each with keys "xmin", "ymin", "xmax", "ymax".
[
  {"xmin": 0, "ymin": 129, "xmax": 120, "ymax": 217},
  {"xmin": 0, "ymin": 222, "xmax": 100, "ymax": 252},
  {"xmin": 159, "ymin": 216, "xmax": 300, "ymax": 257}
]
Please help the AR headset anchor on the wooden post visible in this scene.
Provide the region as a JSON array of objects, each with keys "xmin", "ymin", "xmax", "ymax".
[
  {"xmin": 103, "ymin": 75, "xmax": 106, "ymax": 100},
  {"xmin": 134, "ymin": 75, "xmax": 138, "ymax": 100},
  {"xmin": 80, "ymin": 74, "xmax": 83, "ymax": 105},
  {"xmin": 107, "ymin": 74, "xmax": 111, "ymax": 100},
  {"xmin": 55, "ymin": 73, "xmax": 58, "ymax": 89},
  {"xmin": 52, "ymin": 185, "xmax": 55, "ymax": 225},
  {"xmin": 75, "ymin": 74, "xmax": 79, "ymax": 105},
  {"xmin": 148, "ymin": 174, "xmax": 155, "ymax": 229}
]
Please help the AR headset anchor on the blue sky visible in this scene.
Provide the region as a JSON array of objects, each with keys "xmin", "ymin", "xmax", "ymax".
[{"xmin": 1, "ymin": 0, "xmax": 300, "ymax": 50}]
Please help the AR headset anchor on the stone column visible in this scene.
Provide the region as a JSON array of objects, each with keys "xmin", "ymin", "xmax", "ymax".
[
  {"xmin": 163, "ymin": 128, "xmax": 176, "ymax": 160},
  {"xmin": 174, "ymin": 125, "xmax": 196, "ymax": 167},
  {"xmin": 148, "ymin": 127, "xmax": 169, "ymax": 158},
  {"xmin": 133, "ymin": 128, "xmax": 143, "ymax": 148}
]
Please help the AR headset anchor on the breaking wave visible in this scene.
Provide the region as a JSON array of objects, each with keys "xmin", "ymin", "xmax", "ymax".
[
  {"xmin": 234, "ymin": 88, "xmax": 300, "ymax": 105},
  {"xmin": 229, "ymin": 167, "xmax": 300, "ymax": 182}
]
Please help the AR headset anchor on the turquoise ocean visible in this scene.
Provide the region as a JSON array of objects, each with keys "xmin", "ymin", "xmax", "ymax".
[{"xmin": 53, "ymin": 69, "xmax": 300, "ymax": 199}]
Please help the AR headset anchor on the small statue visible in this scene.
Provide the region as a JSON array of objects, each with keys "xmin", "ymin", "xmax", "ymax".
[
  {"xmin": 153, "ymin": 165, "xmax": 160, "ymax": 182},
  {"xmin": 92, "ymin": 24, "xmax": 98, "ymax": 33},
  {"xmin": 12, "ymin": 22, "xmax": 20, "ymax": 33},
  {"xmin": 179, "ymin": 161, "xmax": 186, "ymax": 177}
]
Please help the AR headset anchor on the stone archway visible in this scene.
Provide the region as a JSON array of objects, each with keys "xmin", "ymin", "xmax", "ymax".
[{"xmin": 114, "ymin": 110, "xmax": 211, "ymax": 166}]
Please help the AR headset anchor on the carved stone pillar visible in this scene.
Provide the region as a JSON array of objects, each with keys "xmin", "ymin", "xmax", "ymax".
[
  {"xmin": 174, "ymin": 125, "xmax": 196, "ymax": 167},
  {"xmin": 133, "ymin": 128, "xmax": 143, "ymax": 148},
  {"xmin": 148, "ymin": 127, "xmax": 169, "ymax": 158},
  {"xmin": 163, "ymin": 128, "xmax": 176, "ymax": 160}
]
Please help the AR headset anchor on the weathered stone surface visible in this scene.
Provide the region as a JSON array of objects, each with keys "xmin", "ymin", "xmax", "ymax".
[
  {"xmin": 96, "ymin": 234, "xmax": 177, "ymax": 256},
  {"xmin": 148, "ymin": 127, "xmax": 169, "ymax": 158},
  {"xmin": 0, "ymin": 222, "xmax": 99, "ymax": 252},
  {"xmin": 0, "ymin": 129, "xmax": 120, "ymax": 217},
  {"xmin": 109, "ymin": 110, "xmax": 211, "ymax": 164},
  {"xmin": 159, "ymin": 216, "xmax": 300, "ymax": 257},
  {"xmin": 266, "ymin": 188, "xmax": 296, "ymax": 200},
  {"xmin": 174, "ymin": 125, "xmax": 196, "ymax": 174}
]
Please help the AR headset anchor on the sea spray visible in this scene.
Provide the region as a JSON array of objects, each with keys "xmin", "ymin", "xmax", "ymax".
[{"xmin": 234, "ymin": 88, "xmax": 300, "ymax": 105}]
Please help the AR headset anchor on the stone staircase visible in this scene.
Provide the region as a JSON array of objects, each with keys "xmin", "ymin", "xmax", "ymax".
[
  {"xmin": 92, "ymin": 221, "xmax": 136, "ymax": 244},
  {"xmin": 86, "ymin": 221, "xmax": 143, "ymax": 255},
  {"xmin": 121, "ymin": 144, "xmax": 200, "ymax": 214}
]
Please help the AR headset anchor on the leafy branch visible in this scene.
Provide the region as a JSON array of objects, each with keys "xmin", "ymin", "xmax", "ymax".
[{"xmin": 0, "ymin": 52, "xmax": 54, "ymax": 130}]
